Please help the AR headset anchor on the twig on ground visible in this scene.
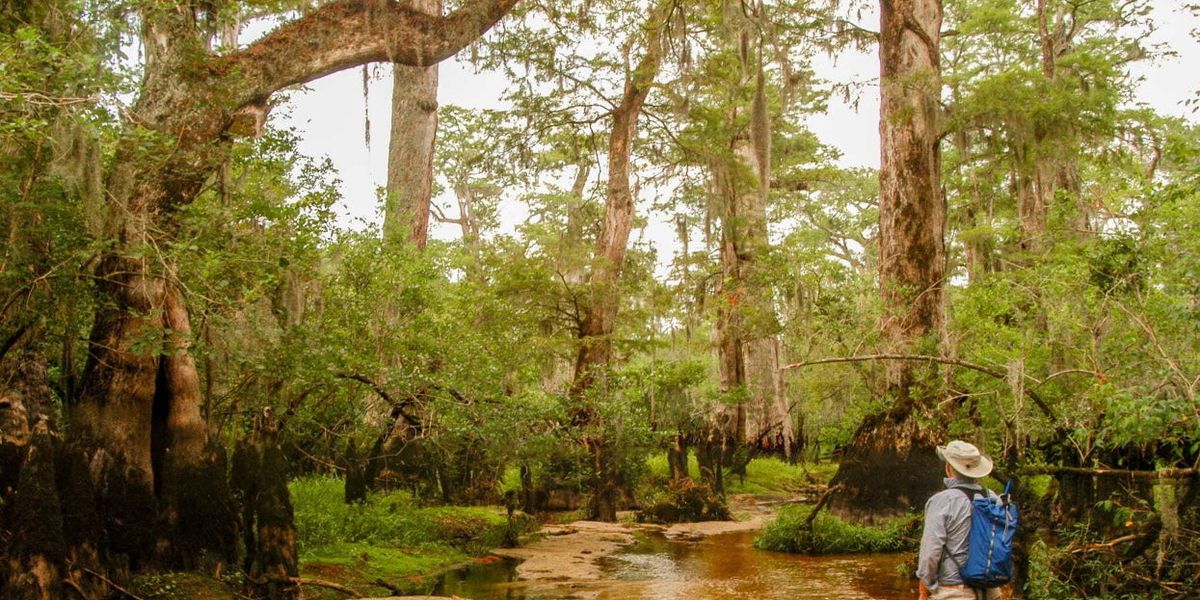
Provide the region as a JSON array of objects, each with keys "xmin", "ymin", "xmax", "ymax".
[{"xmin": 291, "ymin": 576, "xmax": 362, "ymax": 597}]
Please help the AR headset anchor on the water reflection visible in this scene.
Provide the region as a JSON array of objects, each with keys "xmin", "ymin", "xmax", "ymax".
[
  {"xmin": 597, "ymin": 531, "xmax": 913, "ymax": 600},
  {"xmin": 434, "ymin": 530, "xmax": 915, "ymax": 600}
]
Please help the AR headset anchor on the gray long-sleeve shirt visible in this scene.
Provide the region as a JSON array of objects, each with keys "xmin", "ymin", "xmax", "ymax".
[{"xmin": 916, "ymin": 477, "xmax": 988, "ymax": 590}]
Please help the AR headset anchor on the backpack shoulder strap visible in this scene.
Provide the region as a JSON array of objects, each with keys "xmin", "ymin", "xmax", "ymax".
[
  {"xmin": 957, "ymin": 487, "xmax": 984, "ymax": 501},
  {"xmin": 941, "ymin": 487, "xmax": 984, "ymax": 579}
]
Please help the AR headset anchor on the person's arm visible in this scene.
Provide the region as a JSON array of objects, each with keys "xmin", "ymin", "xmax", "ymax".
[
  {"xmin": 918, "ymin": 580, "xmax": 930, "ymax": 600},
  {"xmin": 916, "ymin": 494, "xmax": 947, "ymax": 593}
]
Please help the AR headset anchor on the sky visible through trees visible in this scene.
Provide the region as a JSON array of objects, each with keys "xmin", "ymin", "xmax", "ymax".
[{"xmin": 279, "ymin": 0, "xmax": 1199, "ymax": 265}]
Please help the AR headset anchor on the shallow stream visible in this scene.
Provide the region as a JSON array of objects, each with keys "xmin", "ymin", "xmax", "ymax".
[{"xmin": 434, "ymin": 530, "xmax": 915, "ymax": 599}]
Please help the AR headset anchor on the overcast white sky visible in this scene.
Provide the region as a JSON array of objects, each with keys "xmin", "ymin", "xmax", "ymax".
[{"xmin": 270, "ymin": 2, "xmax": 1198, "ymax": 264}]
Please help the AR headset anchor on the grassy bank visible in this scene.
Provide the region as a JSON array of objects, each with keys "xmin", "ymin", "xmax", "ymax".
[
  {"xmin": 754, "ymin": 504, "xmax": 920, "ymax": 554},
  {"xmin": 292, "ymin": 476, "xmax": 535, "ymax": 598},
  {"xmin": 643, "ymin": 455, "xmax": 834, "ymax": 496}
]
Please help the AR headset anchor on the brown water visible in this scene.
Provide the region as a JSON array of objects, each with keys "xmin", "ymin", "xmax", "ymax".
[{"xmin": 434, "ymin": 530, "xmax": 915, "ymax": 599}]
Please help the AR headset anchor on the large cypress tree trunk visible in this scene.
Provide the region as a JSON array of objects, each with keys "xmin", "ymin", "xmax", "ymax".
[
  {"xmin": 828, "ymin": 0, "xmax": 947, "ymax": 520},
  {"xmin": 569, "ymin": 10, "xmax": 665, "ymax": 522},
  {"xmin": 384, "ymin": 0, "xmax": 443, "ymax": 248},
  {"xmin": 156, "ymin": 287, "xmax": 237, "ymax": 568}
]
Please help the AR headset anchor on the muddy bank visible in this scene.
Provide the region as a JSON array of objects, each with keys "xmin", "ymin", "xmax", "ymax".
[{"xmin": 490, "ymin": 520, "xmax": 637, "ymax": 581}]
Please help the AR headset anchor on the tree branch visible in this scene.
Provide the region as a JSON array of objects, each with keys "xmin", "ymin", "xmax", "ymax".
[
  {"xmin": 1019, "ymin": 465, "xmax": 1198, "ymax": 480},
  {"xmin": 803, "ymin": 483, "xmax": 844, "ymax": 529},
  {"xmin": 331, "ymin": 370, "xmax": 397, "ymax": 405},
  {"xmin": 780, "ymin": 353, "xmax": 1059, "ymax": 424},
  {"xmin": 226, "ymin": 0, "xmax": 520, "ymax": 103}
]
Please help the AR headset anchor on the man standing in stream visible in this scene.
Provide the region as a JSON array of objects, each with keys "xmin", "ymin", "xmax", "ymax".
[{"xmin": 917, "ymin": 440, "xmax": 1002, "ymax": 600}]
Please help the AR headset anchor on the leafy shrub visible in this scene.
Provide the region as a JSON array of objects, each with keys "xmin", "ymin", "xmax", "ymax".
[{"xmin": 754, "ymin": 505, "xmax": 919, "ymax": 554}]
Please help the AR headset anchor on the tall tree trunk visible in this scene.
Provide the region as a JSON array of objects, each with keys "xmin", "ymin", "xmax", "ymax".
[
  {"xmin": 1033, "ymin": 0, "xmax": 1089, "ymax": 239},
  {"xmin": 829, "ymin": 0, "xmax": 947, "ymax": 520},
  {"xmin": 384, "ymin": 0, "xmax": 443, "ymax": 248},
  {"xmin": 706, "ymin": 6, "xmax": 794, "ymax": 471},
  {"xmin": 667, "ymin": 433, "xmax": 690, "ymax": 481},
  {"xmin": 233, "ymin": 412, "xmax": 299, "ymax": 600},
  {"xmin": 569, "ymin": 10, "xmax": 665, "ymax": 522},
  {"xmin": 156, "ymin": 287, "xmax": 237, "ymax": 569}
]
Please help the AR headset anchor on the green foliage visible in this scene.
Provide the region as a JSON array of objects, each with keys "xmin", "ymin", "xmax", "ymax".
[
  {"xmin": 755, "ymin": 505, "xmax": 920, "ymax": 554},
  {"xmin": 1024, "ymin": 505, "xmax": 1200, "ymax": 600}
]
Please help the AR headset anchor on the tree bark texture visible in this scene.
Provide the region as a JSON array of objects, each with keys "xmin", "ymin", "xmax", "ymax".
[
  {"xmin": 829, "ymin": 0, "xmax": 946, "ymax": 519},
  {"xmin": 384, "ymin": 0, "xmax": 444, "ymax": 248},
  {"xmin": 2, "ymin": 425, "xmax": 65, "ymax": 600},
  {"xmin": 667, "ymin": 434, "xmax": 690, "ymax": 482},
  {"xmin": 233, "ymin": 412, "xmax": 299, "ymax": 600},
  {"xmin": 155, "ymin": 288, "xmax": 238, "ymax": 569},
  {"xmin": 568, "ymin": 9, "xmax": 665, "ymax": 522},
  {"xmin": 569, "ymin": 15, "xmax": 665, "ymax": 398}
]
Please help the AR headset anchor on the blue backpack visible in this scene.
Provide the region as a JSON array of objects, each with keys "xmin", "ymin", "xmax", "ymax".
[{"xmin": 951, "ymin": 481, "xmax": 1019, "ymax": 589}]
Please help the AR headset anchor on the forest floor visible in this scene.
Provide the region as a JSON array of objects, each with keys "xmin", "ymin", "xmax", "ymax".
[{"xmin": 130, "ymin": 459, "xmax": 828, "ymax": 599}]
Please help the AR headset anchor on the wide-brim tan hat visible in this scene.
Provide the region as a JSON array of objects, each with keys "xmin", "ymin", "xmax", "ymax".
[{"xmin": 937, "ymin": 440, "xmax": 993, "ymax": 479}]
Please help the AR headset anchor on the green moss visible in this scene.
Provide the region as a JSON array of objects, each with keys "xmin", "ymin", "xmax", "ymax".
[
  {"xmin": 1025, "ymin": 474, "xmax": 1053, "ymax": 498},
  {"xmin": 754, "ymin": 505, "xmax": 920, "ymax": 554},
  {"xmin": 499, "ymin": 465, "xmax": 521, "ymax": 493}
]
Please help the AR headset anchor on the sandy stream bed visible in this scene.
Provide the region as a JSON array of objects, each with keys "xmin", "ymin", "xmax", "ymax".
[{"xmin": 371, "ymin": 494, "xmax": 801, "ymax": 600}]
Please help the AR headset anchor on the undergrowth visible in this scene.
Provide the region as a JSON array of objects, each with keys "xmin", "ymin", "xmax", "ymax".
[
  {"xmin": 755, "ymin": 504, "xmax": 920, "ymax": 554},
  {"xmin": 290, "ymin": 476, "xmax": 536, "ymax": 597}
]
